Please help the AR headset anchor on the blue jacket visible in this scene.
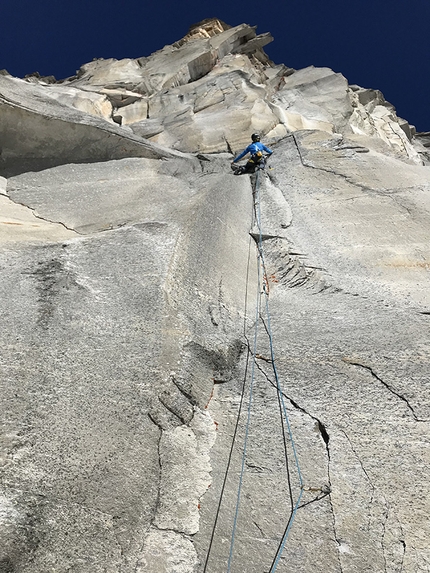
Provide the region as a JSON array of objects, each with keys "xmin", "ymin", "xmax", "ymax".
[{"xmin": 233, "ymin": 141, "xmax": 273, "ymax": 163}]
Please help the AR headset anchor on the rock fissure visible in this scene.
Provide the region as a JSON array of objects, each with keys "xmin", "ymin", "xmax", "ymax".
[
  {"xmin": 399, "ymin": 539, "xmax": 406, "ymax": 572},
  {"xmin": 170, "ymin": 373, "xmax": 198, "ymax": 406},
  {"xmin": 1, "ymin": 193, "xmax": 80, "ymax": 234},
  {"xmin": 252, "ymin": 354, "xmax": 343, "ymax": 570},
  {"xmin": 31, "ymin": 210, "xmax": 80, "ymax": 234},
  {"xmin": 341, "ymin": 429, "xmax": 379, "ymax": 537},
  {"xmin": 388, "ymin": 122, "xmax": 409, "ymax": 155},
  {"xmin": 252, "ymin": 520, "xmax": 265, "ymax": 538},
  {"xmin": 327, "ymin": 471, "xmax": 343, "ymax": 573},
  {"xmin": 292, "ymin": 133, "xmax": 370, "ymax": 193},
  {"xmin": 345, "ymin": 360, "xmax": 423, "ymax": 421},
  {"xmin": 145, "ymin": 415, "xmax": 163, "ymax": 528},
  {"xmin": 383, "ymin": 193, "xmax": 415, "ymax": 217},
  {"xmin": 252, "ymin": 356, "xmax": 331, "ymax": 457},
  {"xmin": 157, "ymin": 392, "xmax": 192, "ymax": 425},
  {"xmin": 341, "ymin": 430, "xmax": 375, "ymax": 491},
  {"xmin": 151, "ymin": 523, "xmax": 192, "ymax": 539},
  {"xmin": 381, "ymin": 507, "xmax": 390, "ymax": 573}
]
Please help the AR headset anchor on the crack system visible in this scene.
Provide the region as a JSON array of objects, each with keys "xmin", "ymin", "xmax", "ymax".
[
  {"xmin": 251, "ymin": 348, "xmax": 331, "ymax": 455},
  {"xmin": 341, "ymin": 428, "xmax": 377, "ymax": 534},
  {"xmin": 31, "ymin": 210, "xmax": 79, "ymax": 233},
  {"xmin": 250, "ymin": 345, "xmax": 357, "ymax": 572},
  {"xmin": 0, "ymin": 193, "xmax": 82, "ymax": 235},
  {"xmin": 344, "ymin": 359, "xmax": 424, "ymax": 421},
  {"xmin": 2, "ymin": 192, "xmax": 80, "ymax": 234},
  {"xmin": 291, "ymin": 133, "xmax": 420, "ymax": 218}
]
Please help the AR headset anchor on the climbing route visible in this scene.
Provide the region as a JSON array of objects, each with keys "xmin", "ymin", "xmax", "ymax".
[{"xmin": 202, "ymin": 169, "xmax": 312, "ymax": 573}]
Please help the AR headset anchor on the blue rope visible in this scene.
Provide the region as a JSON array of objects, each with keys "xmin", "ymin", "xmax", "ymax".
[
  {"xmin": 270, "ymin": 489, "xmax": 304, "ymax": 572},
  {"xmin": 226, "ymin": 168, "xmax": 303, "ymax": 573},
  {"xmin": 262, "ymin": 294, "xmax": 303, "ymax": 488},
  {"xmin": 254, "ymin": 170, "xmax": 304, "ymax": 573},
  {"xmin": 226, "ymin": 208, "xmax": 263, "ymax": 573}
]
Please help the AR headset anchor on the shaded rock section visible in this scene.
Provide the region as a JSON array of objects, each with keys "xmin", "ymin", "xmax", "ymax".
[{"xmin": 0, "ymin": 75, "xmax": 189, "ymax": 176}]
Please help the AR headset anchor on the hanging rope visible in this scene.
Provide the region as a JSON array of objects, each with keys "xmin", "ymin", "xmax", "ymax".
[
  {"xmin": 226, "ymin": 198, "xmax": 263, "ymax": 573},
  {"xmin": 203, "ymin": 165, "xmax": 308, "ymax": 573},
  {"xmin": 253, "ymin": 169, "xmax": 304, "ymax": 573},
  {"xmin": 202, "ymin": 231, "xmax": 255, "ymax": 573}
]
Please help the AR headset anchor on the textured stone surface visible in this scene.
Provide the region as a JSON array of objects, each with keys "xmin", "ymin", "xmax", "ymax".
[
  {"xmin": 0, "ymin": 17, "xmax": 429, "ymax": 573},
  {"xmin": 196, "ymin": 145, "xmax": 430, "ymax": 573},
  {"xmin": 7, "ymin": 158, "xmax": 201, "ymax": 234},
  {"xmin": 0, "ymin": 75, "xmax": 187, "ymax": 176},
  {"xmin": 0, "ymin": 151, "xmax": 255, "ymax": 571},
  {"xmin": 272, "ymin": 66, "xmax": 353, "ymax": 132},
  {"xmin": 0, "ymin": 174, "xmax": 76, "ymax": 243}
]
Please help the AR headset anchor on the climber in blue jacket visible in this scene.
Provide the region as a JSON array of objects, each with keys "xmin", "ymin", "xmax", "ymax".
[{"xmin": 231, "ymin": 133, "xmax": 273, "ymax": 175}]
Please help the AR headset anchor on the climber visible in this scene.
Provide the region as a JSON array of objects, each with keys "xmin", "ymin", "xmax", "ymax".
[{"xmin": 231, "ymin": 133, "xmax": 273, "ymax": 175}]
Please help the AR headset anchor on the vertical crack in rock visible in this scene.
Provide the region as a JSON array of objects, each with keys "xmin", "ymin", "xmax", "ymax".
[
  {"xmin": 133, "ymin": 416, "xmax": 163, "ymax": 573},
  {"xmin": 253, "ymin": 356, "xmax": 331, "ymax": 455},
  {"xmin": 344, "ymin": 359, "xmax": 423, "ymax": 421},
  {"xmin": 142, "ymin": 405, "xmax": 216, "ymax": 573},
  {"xmin": 252, "ymin": 357, "xmax": 349, "ymax": 571},
  {"xmin": 291, "ymin": 132, "xmax": 307, "ymax": 167},
  {"xmin": 327, "ymin": 479, "xmax": 345, "ymax": 573},
  {"xmin": 253, "ymin": 355, "xmax": 333, "ymax": 487},
  {"xmin": 224, "ymin": 138, "xmax": 234, "ymax": 156},
  {"xmin": 141, "ymin": 413, "xmax": 201, "ymax": 572},
  {"xmin": 399, "ymin": 540, "xmax": 406, "ymax": 572},
  {"xmin": 340, "ymin": 429, "xmax": 407, "ymax": 572},
  {"xmin": 341, "ymin": 430, "xmax": 376, "ymax": 528},
  {"xmin": 388, "ymin": 123, "xmax": 409, "ymax": 155},
  {"xmin": 341, "ymin": 430, "xmax": 374, "ymax": 489},
  {"xmin": 381, "ymin": 505, "xmax": 407, "ymax": 573},
  {"xmin": 381, "ymin": 507, "xmax": 390, "ymax": 573},
  {"xmin": 150, "ymin": 420, "xmax": 163, "ymax": 529},
  {"xmin": 153, "ymin": 410, "xmax": 216, "ymax": 535}
]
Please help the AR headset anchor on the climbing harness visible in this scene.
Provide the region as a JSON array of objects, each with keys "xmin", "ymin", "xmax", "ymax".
[{"xmin": 231, "ymin": 153, "xmax": 271, "ymax": 175}]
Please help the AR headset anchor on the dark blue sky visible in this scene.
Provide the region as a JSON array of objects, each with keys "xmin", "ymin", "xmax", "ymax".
[{"xmin": 2, "ymin": 0, "xmax": 429, "ymax": 131}]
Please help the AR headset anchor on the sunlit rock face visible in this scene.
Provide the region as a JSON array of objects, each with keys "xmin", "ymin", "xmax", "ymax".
[
  {"xmin": 1, "ymin": 19, "xmax": 423, "ymax": 167},
  {"xmin": 0, "ymin": 17, "xmax": 429, "ymax": 573}
]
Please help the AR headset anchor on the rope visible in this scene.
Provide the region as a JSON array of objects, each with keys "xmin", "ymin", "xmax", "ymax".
[
  {"xmin": 253, "ymin": 169, "xmax": 304, "ymax": 573},
  {"xmin": 203, "ymin": 165, "xmax": 307, "ymax": 573},
  {"xmin": 202, "ymin": 228, "xmax": 256, "ymax": 573},
  {"xmin": 226, "ymin": 210, "xmax": 263, "ymax": 573},
  {"xmin": 202, "ymin": 346, "xmax": 251, "ymax": 573}
]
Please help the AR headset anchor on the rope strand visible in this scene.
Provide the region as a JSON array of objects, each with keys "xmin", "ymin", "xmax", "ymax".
[{"xmin": 203, "ymin": 167, "xmax": 309, "ymax": 573}]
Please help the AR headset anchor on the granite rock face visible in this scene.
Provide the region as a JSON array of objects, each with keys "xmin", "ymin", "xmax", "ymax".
[{"xmin": 0, "ymin": 18, "xmax": 429, "ymax": 573}]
